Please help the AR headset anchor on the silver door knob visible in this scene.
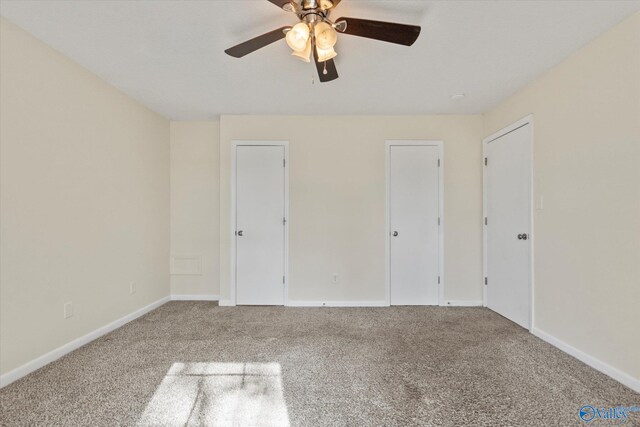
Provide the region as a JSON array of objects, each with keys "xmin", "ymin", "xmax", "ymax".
[
  {"xmin": 237, "ymin": 230, "xmax": 244, "ymax": 237},
  {"xmin": 392, "ymin": 231, "xmax": 399, "ymax": 237}
]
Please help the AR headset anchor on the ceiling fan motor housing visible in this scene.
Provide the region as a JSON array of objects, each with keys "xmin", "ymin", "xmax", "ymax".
[{"xmin": 301, "ymin": 0, "xmax": 333, "ymax": 11}]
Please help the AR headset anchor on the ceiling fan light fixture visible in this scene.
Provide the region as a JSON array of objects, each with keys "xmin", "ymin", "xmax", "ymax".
[
  {"xmin": 314, "ymin": 22, "xmax": 338, "ymax": 49},
  {"xmin": 316, "ymin": 46, "xmax": 337, "ymax": 62},
  {"xmin": 291, "ymin": 39, "xmax": 312, "ymax": 63},
  {"xmin": 286, "ymin": 22, "xmax": 311, "ymax": 52},
  {"xmin": 224, "ymin": 1, "xmax": 422, "ymax": 83}
]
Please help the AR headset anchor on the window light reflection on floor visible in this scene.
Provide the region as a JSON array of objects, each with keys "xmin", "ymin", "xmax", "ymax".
[{"xmin": 137, "ymin": 362, "xmax": 290, "ymax": 427}]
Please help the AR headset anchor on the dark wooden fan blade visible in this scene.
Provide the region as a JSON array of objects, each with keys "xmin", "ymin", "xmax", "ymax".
[
  {"xmin": 225, "ymin": 27, "xmax": 289, "ymax": 58},
  {"xmin": 313, "ymin": 47, "xmax": 339, "ymax": 82},
  {"xmin": 266, "ymin": 0, "xmax": 291, "ymax": 10},
  {"xmin": 337, "ymin": 17, "xmax": 421, "ymax": 46}
]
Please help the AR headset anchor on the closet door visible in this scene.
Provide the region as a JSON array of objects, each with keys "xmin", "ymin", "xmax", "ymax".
[
  {"xmin": 236, "ymin": 145, "xmax": 286, "ymax": 305},
  {"xmin": 389, "ymin": 144, "xmax": 440, "ymax": 305}
]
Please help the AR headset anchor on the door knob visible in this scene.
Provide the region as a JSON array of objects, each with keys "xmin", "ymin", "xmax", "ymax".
[
  {"xmin": 392, "ymin": 231, "xmax": 399, "ymax": 237},
  {"xmin": 237, "ymin": 230, "xmax": 244, "ymax": 237}
]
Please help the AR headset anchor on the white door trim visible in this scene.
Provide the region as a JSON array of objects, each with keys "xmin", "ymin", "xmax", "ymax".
[
  {"xmin": 385, "ymin": 140, "xmax": 444, "ymax": 306},
  {"xmin": 482, "ymin": 115, "xmax": 534, "ymax": 330},
  {"xmin": 230, "ymin": 140, "xmax": 289, "ymax": 306}
]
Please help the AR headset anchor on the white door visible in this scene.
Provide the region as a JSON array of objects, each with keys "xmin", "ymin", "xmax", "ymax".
[
  {"xmin": 485, "ymin": 123, "xmax": 531, "ymax": 328},
  {"xmin": 236, "ymin": 145, "xmax": 286, "ymax": 305},
  {"xmin": 389, "ymin": 144, "xmax": 440, "ymax": 305}
]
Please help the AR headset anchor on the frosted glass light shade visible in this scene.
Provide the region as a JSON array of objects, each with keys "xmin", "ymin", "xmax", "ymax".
[
  {"xmin": 316, "ymin": 46, "xmax": 337, "ymax": 62},
  {"xmin": 292, "ymin": 39, "xmax": 312, "ymax": 62},
  {"xmin": 286, "ymin": 23, "xmax": 311, "ymax": 52},
  {"xmin": 314, "ymin": 22, "xmax": 338, "ymax": 50}
]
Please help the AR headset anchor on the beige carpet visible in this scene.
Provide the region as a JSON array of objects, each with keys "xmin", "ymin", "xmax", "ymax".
[{"xmin": 1, "ymin": 302, "xmax": 638, "ymax": 426}]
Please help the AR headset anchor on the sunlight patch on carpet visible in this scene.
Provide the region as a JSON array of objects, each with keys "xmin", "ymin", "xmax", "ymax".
[{"xmin": 137, "ymin": 362, "xmax": 290, "ymax": 427}]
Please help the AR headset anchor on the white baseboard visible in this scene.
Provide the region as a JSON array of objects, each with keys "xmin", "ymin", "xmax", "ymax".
[
  {"xmin": 219, "ymin": 300, "xmax": 482, "ymax": 308},
  {"xmin": 286, "ymin": 300, "xmax": 388, "ymax": 307},
  {"xmin": 532, "ymin": 327, "xmax": 640, "ymax": 393},
  {"xmin": 171, "ymin": 294, "xmax": 219, "ymax": 301},
  {"xmin": 442, "ymin": 300, "xmax": 483, "ymax": 307},
  {"xmin": 0, "ymin": 296, "xmax": 170, "ymax": 389}
]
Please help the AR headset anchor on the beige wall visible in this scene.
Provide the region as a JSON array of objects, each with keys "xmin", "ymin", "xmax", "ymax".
[
  {"xmin": 219, "ymin": 115, "xmax": 484, "ymax": 304},
  {"xmin": 484, "ymin": 12, "xmax": 640, "ymax": 380},
  {"xmin": 170, "ymin": 121, "xmax": 220, "ymax": 297},
  {"xmin": 0, "ymin": 18, "xmax": 170, "ymax": 375}
]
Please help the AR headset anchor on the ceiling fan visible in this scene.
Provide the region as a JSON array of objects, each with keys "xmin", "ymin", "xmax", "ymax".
[{"xmin": 224, "ymin": 0, "xmax": 421, "ymax": 82}]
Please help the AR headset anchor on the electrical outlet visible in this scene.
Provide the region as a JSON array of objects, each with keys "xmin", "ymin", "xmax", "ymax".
[
  {"xmin": 332, "ymin": 274, "xmax": 339, "ymax": 284},
  {"xmin": 64, "ymin": 301, "xmax": 73, "ymax": 319},
  {"xmin": 130, "ymin": 281, "xmax": 136, "ymax": 295}
]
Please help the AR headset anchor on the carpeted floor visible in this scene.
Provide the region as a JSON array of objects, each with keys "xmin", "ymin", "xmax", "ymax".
[{"xmin": 0, "ymin": 302, "xmax": 638, "ymax": 426}]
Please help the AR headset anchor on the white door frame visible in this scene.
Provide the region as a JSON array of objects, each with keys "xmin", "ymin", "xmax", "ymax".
[
  {"xmin": 230, "ymin": 141, "xmax": 289, "ymax": 306},
  {"xmin": 385, "ymin": 140, "xmax": 445, "ymax": 306},
  {"xmin": 482, "ymin": 115, "xmax": 534, "ymax": 329}
]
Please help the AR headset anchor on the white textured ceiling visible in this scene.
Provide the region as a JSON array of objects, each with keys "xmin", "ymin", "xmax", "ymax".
[{"xmin": 1, "ymin": 0, "xmax": 639, "ymax": 120}]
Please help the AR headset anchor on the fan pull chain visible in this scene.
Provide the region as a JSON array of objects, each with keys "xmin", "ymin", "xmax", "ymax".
[{"xmin": 323, "ymin": 61, "xmax": 328, "ymax": 75}]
